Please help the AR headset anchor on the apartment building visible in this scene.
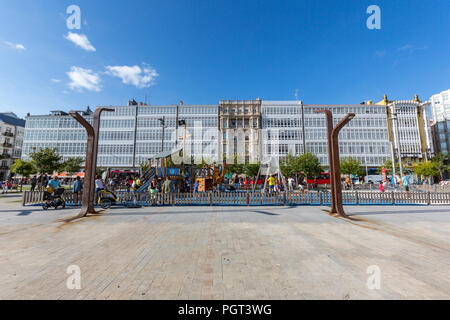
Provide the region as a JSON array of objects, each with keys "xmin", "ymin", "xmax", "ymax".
[{"xmin": 0, "ymin": 113, "xmax": 25, "ymax": 180}]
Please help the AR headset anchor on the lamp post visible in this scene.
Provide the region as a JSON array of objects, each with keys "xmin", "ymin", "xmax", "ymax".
[
  {"xmin": 301, "ymin": 101, "xmax": 306, "ymax": 155},
  {"xmin": 178, "ymin": 119, "xmax": 187, "ymax": 163},
  {"xmin": 158, "ymin": 116, "xmax": 167, "ymax": 153},
  {"xmin": 295, "ymin": 90, "xmax": 306, "ymax": 155},
  {"xmin": 390, "ymin": 107, "xmax": 403, "ymax": 176}
]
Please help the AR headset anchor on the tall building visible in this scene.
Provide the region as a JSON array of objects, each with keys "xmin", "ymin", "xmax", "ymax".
[
  {"xmin": 431, "ymin": 120, "xmax": 450, "ymax": 156},
  {"xmin": 261, "ymin": 101, "xmax": 391, "ymax": 167},
  {"xmin": 22, "ymin": 95, "xmax": 434, "ymax": 171},
  {"xmin": 218, "ymin": 99, "xmax": 262, "ymax": 164},
  {"xmin": 22, "ymin": 100, "xmax": 218, "ymax": 168},
  {"xmin": 0, "ymin": 113, "xmax": 25, "ymax": 180},
  {"xmin": 430, "ymin": 89, "xmax": 450, "ymax": 122},
  {"xmin": 376, "ymin": 94, "xmax": 434, "ymax": 163}
]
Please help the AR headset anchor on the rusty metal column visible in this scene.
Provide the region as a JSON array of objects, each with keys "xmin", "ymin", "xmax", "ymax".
[
  {"xmin": 70, "ymin": 107, "xmax": 114, "ymax": 217},
  {"xmin": 331, "ymin": 113, "xmax": 355, "ymax": 217},
  {"xmin": 314, "ymin": 110, "xmax": 336, "ymax": 213}
]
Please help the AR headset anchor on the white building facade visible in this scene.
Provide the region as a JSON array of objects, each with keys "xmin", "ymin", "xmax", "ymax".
[
  {"xmin": 261, "ymin": 101, "xmax": 391, "ymax": 167},
  {"xmin": 430, "ymin": 89, "xmax": 450, "ymax": 122},
  {"xmin": 22, "ymin": 101, "xmax": 219, "ymax": 168},
  {"xmin": 22, "ymin": 97, "xmax": 434, "ymax": 171}
]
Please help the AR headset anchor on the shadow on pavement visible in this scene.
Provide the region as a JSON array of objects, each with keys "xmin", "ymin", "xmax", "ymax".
[{"xmin": 349, "ymin": 208, "xmax": 450, "ymax": 216}]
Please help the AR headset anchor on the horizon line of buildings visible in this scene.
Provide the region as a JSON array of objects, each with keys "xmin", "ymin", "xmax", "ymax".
[{"xmin": 1, "ymin": 90, "xmax": 449, "ymax": 180}]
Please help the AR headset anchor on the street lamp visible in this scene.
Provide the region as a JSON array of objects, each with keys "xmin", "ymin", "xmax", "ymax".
[
  {"xmin": 389, "ymin": 110, "xmax": 403, "ymax": 176},
  {"xmin": 158, "ymin": 116, "xmax": 167, "ymax": 153}
]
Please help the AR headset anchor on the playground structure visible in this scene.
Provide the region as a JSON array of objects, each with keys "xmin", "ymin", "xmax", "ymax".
[{"xmin": 136, "ymin": 147, "xmax": 229, "ymax": 193}]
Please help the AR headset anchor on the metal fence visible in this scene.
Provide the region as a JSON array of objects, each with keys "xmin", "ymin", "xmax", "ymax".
[{"xmin": 22, "ymin": 190, "xmax": 450, "ymax": 207}]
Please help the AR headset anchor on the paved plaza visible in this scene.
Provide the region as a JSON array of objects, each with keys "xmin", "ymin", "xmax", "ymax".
[{"xmin": 0, "ymin": 193, "xmax": 449, "ymax": 300}]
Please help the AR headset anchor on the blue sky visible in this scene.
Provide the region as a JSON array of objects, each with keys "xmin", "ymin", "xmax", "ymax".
[{"xmin": 0, "ymin": 0, "xmax": 449, "ymax": 118}]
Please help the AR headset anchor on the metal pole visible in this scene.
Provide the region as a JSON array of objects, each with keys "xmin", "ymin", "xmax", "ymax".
[
  {"xmin": 301, "ymin": 101, "xmax": 306, "ymax": 155},
  {"xmin": 160, "ymin": 116, "xmax": 165, "ymax": 152},
  {"xmin": 314, "ymin": 110, "xmax": 336, "ymax": 212},
  {"xmin": 132, "ymin": 105, "xmax": 138, "ymax": 168},
  {"xmin": 183, "ymin": 123, "xmax": 186, "ymax": 164},
  {"xmin": 364, "ymin": 152, "xmax": 368, "ymax": 180},
  {"xmin": 392, "ymin": 108, "xmax": 403, "ymax": 175},
  {"xmin": 390, "ymin": 141, "xmax": 396, "ymax": 185},
  {"xmin": 69, "ymin": 107, "xmax": 114, "ymax": 217},
  {"xmin": 331, "ymin": 113, "xmax": 355, "ymax": 217},
  {"xmin": 175, "ymin": 104, "xmax": 179, "ymax": 147}
]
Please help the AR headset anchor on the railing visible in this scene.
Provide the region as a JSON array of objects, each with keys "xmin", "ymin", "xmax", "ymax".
[
  {"xmin": 22, "ymin": 190, "xmax": 450, "ymax": 207},
  {"xmin": 2, "ymin": 132, "xmax": 13, "ymax": 137},
  {"xmin": 2, "ymin": 142, "xmax": 12, "ymax": 148}
]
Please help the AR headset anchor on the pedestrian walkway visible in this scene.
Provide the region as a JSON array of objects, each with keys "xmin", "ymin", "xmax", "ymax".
[{"xmin": 0, "ymin": 199, "xmax": 449, "ymax": 299}]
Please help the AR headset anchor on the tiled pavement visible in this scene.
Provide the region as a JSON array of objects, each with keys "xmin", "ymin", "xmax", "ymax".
[{"xmin": 0, "ymin": 194, "xmax": 449, "ymax": 299}]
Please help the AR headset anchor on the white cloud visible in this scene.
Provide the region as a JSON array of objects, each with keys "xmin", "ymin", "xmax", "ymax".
[
  {"xmin": 51, "ymin": 79, "xmax": 61, "ymax": 83},
  {"xmin": 105, "ymin": 64, "xmax": 158, "ymax": 88},
  {"xmin": 5, "ymin": 41, "xmax": 25, "ymax": 51},
  {"xmin": 374, "ymin": 50, "xmax": 386, "ymax": 58},
  {"xmin": 64, "ymin": 32, "xmax": 96, "ymax": 52},
  {"xmin": 397, "ymin": 44, "xmax": 428, "ymax": 53},
  {"xmin": 66, "ymin": 66, "xmax": 101, "ymax": 92}
]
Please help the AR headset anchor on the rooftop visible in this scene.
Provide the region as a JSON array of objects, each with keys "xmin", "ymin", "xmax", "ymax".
[{"xmin": 0, "ymin": 113, "xmax": 25, "ymax": 127}]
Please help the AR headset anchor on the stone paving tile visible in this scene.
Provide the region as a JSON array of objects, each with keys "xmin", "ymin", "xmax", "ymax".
[{"xmin": 0, "ymin": 196, "xmax": 449, "ymax": 299}]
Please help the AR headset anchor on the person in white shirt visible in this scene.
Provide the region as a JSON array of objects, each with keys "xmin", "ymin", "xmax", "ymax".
[
  {"xmin": 288, "ymin": 177, "xmax": 294, "ymax": 191},
  {"xmin": 95, "ymin": 176, "xmax": 104, "ymax": 193}
]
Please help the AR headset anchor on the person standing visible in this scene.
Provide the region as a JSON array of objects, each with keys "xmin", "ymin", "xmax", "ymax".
[
  {"xmin": 30, "ymin": 176, "xmax": 37, "ymax": 192},
  {"xmin": 162, "ymin": 177, "xmax": 171, "ymax": 194},
  {"xmin": 401, "ymin": 172, "xmax": 410, "ymax": 192},
  {"xmin": 268, "ymin": 175, "xmax": 275, "ymax": 193},
  {"xmin": 193, "ymin": 179, "xmax": 199, "ymax": 193},
  {"xmin": 95, "ymin": 175, "xmax": 104, "ymax": 193},
  {"xmin": 288, "ymin": 177, "xmax": 294, "ymax": 192},
  {"xmin": 43, "ymin": 174, "xmax": 48, "ymax": 188},
  {"xmin": 73, "ymin": 176, "xmax": 83, "ymax": 205}
]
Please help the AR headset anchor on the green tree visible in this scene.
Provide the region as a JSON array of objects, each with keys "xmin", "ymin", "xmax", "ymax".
[
  {"xmin": 59, "ymin": 157, "xmax": 84, "ymax": 175},
  {"xmin": 244, "ymin": 162, "xmax": 260, "ymax": 177},
  {"xmin": 431, "ymin": 153, "xmax": 449, "ymax": 180},
  {"xmin": 10, "ymin": 159, "xmax": 36, "ymax": 191},
  {"xmin": 280, "ymin": 152, "xmax": 301, "ymax": 178},
  {"xmin": 227, "ymin": 155, "xmax": 244, "ymax": 175},
  {"xmin": 413, "ymin": 161, "xmax": 440, "ymax": 180},
  {"xmin": 29, "ymin": 147, "xmax": 62, "ymax": 174},
  {"xmin": 298, "ymin": 152, "xmax": 323, "ymax": 178},
  {"xmin": 96, "ymin": 167, "xmax": 106, "ymax": 177},
  {"xmin": 340, "ymin": 157, "xmax": 364, "ymax": 177},
  {"xmin": 139, "ymin": 161, "xmax": 150, "ymax": 174}
]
